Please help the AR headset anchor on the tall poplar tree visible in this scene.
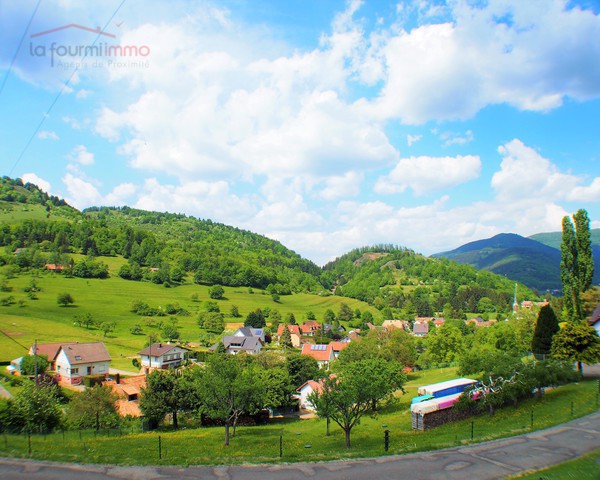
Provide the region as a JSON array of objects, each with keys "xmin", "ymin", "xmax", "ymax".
[{"xmin": 560, "ymin": 209, "xmax": 594, "ymax": 321}]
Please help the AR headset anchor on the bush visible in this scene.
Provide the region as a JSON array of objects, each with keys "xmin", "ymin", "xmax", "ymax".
[{"xmin": 83, "ymin": 374, "xmax": 106, "ymax": 388}]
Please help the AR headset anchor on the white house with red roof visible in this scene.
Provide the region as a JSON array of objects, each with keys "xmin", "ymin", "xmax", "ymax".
[
  {"xmin": 300, "ymin": 320, "xmax": 321, "ymax": 336},
  {"xmin": 301, "ymin": 343, "xmax": 334, "ymax": 369},
  {"xmin": 55, "ymin": 342, "xmax": 111, "ymax": 385}
]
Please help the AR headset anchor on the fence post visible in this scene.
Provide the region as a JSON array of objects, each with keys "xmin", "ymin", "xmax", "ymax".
[
  {"xmin": 279, "ymin": 434, "xmax": 283, "ymax": 458},
  {"xmin": 571, "ymin": 400, "xmax": 574, "ymax": 417},
  {"xmin": 384, "ymin": 429, "xmax": 390, "ymax": 452},
  {"xmin": 470, "ymin": 421, "xmax": 474, "ymax": 440},
  {"xmin": 530, "ymin": 410, "xmax": 534, "ymax": 430},
  {"xmin": 158, "ymin": 435, "xmax": 162, "ymax": 460},
  {"xmin": 28, "ymin": 432, "xmax": 31, "ymax": 456}
]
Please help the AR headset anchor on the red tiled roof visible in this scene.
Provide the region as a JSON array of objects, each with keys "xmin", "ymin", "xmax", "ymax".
[
  {"xmin": 329, "ymin": 341, "xmax": 349, "ymax": 352},
  {"xmin": 277, "ymin": 324, "xmax": 301, "ymax": 337},
  {"xmin": 301, "ymin": 343, "xmax": 333, "ymax": 362}
]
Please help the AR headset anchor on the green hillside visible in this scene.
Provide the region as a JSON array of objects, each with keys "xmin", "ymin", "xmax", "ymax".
[
  {"xmin": 0, "ymin": 268, "xmax": 378, "ymax": 369},
  {"xmin": 323, "ymin": 245, "xmax": 536, "ymax": 320}
]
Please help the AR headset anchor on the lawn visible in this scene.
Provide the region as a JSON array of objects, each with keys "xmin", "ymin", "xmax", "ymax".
[
  {"xmin": 0, "ymin": 267, "xmax": 378, "ymax": 370},
  {"xmin": 0, "ymin": 369, "xmax": 597, "ymax": 466}
]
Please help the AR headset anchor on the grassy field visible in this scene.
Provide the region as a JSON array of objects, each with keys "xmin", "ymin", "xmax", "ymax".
[
  {"xmin": 0, "ymin": 266, "xmax": 379, "ymax": 370},
  {"xmin": 0, "ymin": 369, "xmax": 598, "ymax": 466}
]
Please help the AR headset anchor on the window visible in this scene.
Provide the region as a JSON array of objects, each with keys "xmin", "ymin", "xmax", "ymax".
[{"xmin": 71, "ymin": 368, "xmax": 79, "ymax": 374}]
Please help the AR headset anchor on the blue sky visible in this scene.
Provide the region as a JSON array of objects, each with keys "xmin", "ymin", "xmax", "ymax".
[{"xmin": 1, "ymin": 0, "xmax": 599, "ymax": 265}]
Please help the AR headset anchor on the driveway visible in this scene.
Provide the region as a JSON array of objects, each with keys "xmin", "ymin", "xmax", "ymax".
[{"xmin": 0, "ymin": 409, "xmax": 598, "ymax": 480}]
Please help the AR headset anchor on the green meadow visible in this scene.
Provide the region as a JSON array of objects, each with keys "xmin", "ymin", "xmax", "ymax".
[
  {"xmin": 0, "ymin": 368, "xmax": 597, "ymax": 466},
  {"xmin": 0, "ymin": 262, "xmax": 379, "ymax": 370}
]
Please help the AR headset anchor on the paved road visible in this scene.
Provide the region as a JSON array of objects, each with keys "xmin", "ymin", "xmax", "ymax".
[{"xmin": 1, "ymin": 410, "xmax": 598, "ymax": 480}]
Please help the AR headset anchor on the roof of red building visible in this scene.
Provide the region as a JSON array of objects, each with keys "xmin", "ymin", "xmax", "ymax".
[
  {"xmin": 329, "ymin": 341, "xmax": 349, "ymax": 352},
  {"xmin": 277, "ymin": 324, "xmax": 301, "ymax": 337},
  {"xmin": 301, "ymin": 343, "xmax": 333, "ymax": 362}
]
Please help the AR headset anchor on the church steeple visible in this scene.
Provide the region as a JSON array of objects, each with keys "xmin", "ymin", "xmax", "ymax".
[{"xmin": 512, "ymin": 283, "xmax": 518, "ymax": 314}]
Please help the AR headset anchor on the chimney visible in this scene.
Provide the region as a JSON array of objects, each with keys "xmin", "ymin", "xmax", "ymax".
[{"xmin": 158, "ymin": 343, "xmax": 162, "ymax": 348}]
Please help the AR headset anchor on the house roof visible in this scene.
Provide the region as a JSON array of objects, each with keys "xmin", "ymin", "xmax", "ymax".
[
  {"xmin": 588, "ymin": 303, "xmax": 600, "ymax": 326},
  {"xmin": 300, "ymin": 320, "xmax": 320, "ymax": 333},
  {"xmin": 296, "ymin": 379, "xmax": 324, "ymax": 394},
  {"xmin": 58, "ymin": 342, "xmax": 111, "ymax": 365},
  {"xmin": 222, "ymin": 336, "xmax": 263, "ymax": 352},
  {"xmin": 234, "ymin": 327, "xmax": 264, "ymax": 337},
  {"xmin": 104, "ymin": 375, "xmax": 147, "ymax": 417},
  {"xmin": 413, "ymin": 323, "xmax": 429, "ymax": 334},
  {"xmin": 138, "ymin": 343, "xmax": 184, "ymax": 356},
  {"xmin": 277, "ymin": 324, "xmax": 301, "ymax": 337},
  {"xmin": 329, "ymin": 341, "xmax": 349, "ymax": 352},
  {"xmin": 301, "ymin": 343, "xmax": 333, "ymax": 362},
  {"xmin": 382, "ymin": 320, "xmax": 409, "ymax": 330},
  {"xmin": 30, "ymin": 342, "xmax": 77, "ymax": 361}
]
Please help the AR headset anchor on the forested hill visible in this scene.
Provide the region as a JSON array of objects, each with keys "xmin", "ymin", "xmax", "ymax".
[
  {"xmin": 0, "ymin": 176, "xmax": 323, "ymax": 293},
  {"xmin": 1, "ymin": 176, "xmax": 538, "ymax": 315},
  {"xmin": 323, "ymin": 245, "xmax": 536, "ymax": 319}
]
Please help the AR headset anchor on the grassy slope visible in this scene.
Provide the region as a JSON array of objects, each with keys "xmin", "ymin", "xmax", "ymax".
[
  {"xmin": 0, "ymin": 261, "xmax": 378, "ymax": 370},
  {"xmin": 0, "ymin": 370, "xmax": 598, "ymax": 466}
]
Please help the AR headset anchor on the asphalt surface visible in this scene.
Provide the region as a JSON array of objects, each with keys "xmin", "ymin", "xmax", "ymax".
[{"xmin": 0, "ymin": 409, "xmax": 598, "ymax": 480}]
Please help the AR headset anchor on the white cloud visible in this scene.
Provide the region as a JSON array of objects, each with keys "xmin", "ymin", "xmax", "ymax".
[
  {"xmin": 318, "ymin": 171, "xmax": 362, "ymax": 200},
  {"xmin": 492, "ymin": 139, "xmax": 577, "ymax": 202},
  {"xmin": 37, "ymin": 130, "xmax": 59, "ymax": 141},
  {"xmin": 68, "ymin": 145, "xmax": 95, "ymax": 166},
  {"xmin": 567, "ymin": 177, "xmax": 600, "ymax": 202},
  {"xmin": 62, "ymin": 173, "xmax": 102, "ymax": 209},
  {"xmin": 407, "ymin": 134, "xmax": 422, "ymax": 147},
  {"xmin": 367, "ymin": 1, "xmax": 600, "ymax": 124},
  {"xmin": 21, "ymin": 173, "xmax": 51, "ymax": 193},
  {"xmin": 375, "ymin": 154, "xmax": 481, "ymax": 196},
  {"xmin": 440, "ymin": 130, "xmax": 474, "ymax": 147}
]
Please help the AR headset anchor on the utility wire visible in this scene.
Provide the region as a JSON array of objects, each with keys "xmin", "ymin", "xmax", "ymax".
[
  {"xmin": 0, "ymin": 0, "xmax": 43, "ymax": 97},
  {"xmin": 8, "ymin": 0, "xmax": 128, "ymax": 176},
  {"xmin": 0, "ymin": 328, "xmax": 30, "ymax": 352}
]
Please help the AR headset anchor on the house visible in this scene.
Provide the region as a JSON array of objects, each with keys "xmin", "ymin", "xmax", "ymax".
[
  {"xmin": 138, "ymin": 343, "xmax": 188, "ymax": 372},
  {"xmin": 296, "ymin": 379, "xmax": 325, "ymax": 411},
  {"xmin": 466, "ymin": 317, "xmax": 497, "ymax": 328},
  {"xmin": 55, "ymin": 342, "xmax": 111, "ymax": 385},
  {"xmin": 277, "ymin": 324, "xmax": 302, "ymax": 347},
  {"xmin": 382, "ymin": 320, "xmax": 410, "ymax": 331},
  {"xmin": 433, "ymin": 318, "xmax": 445, "ymax": 328},
  {"xmin": 323, "ymin": 323, "xmax": 346, "ymax": 334},
  {"xmin": 300, "ymin": 320, "xmax": 321, "ymax": 336},
  {"xmin": 104, "ymin": 374, "xmax": 146, "ymax": 417},
  {"xmin": 218, "ymin": 335, "xmax": 263, "ymax": 355},
  {"xmin": 45, "ymin": 263, "xmax": 67, "ymax": 271},
  {"xmin": 296, "ymin": 374, "xmax": 337, "ymax": 411},
  {"xmin": 232, "ymin": 326, "xmax": 266, "ymax": 343},
  {"xmin": 413, "ymin": 322, "xmax": 429, "ymax": 337},
  {"xmin": 329, "ymin": 341, "xmax": 349, "ymax": 359},
  {"xmin": 366, "ymin": 322, "xmax": 386, "ymax": 332},
  {"xmin": 301, "ymin": 343, "xmax": 334, "ymax": 369},
  {"xmin": 347, "ymin": 329, "xmax": 361, "ymax": 341},
  {"xmin": 29, "ymin": 342, "xmax": 77, "ymax": 371}
]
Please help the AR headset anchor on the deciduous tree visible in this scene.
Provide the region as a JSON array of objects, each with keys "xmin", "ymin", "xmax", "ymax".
[{"xmin": 551, "ymin": 322, "xmax": 600, "ymax": 375}]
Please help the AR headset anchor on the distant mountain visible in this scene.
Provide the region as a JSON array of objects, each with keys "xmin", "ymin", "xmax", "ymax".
[
  {"xmin": 434, "ymin": 231, "xmax": 600, "ymax": 292},
  {"xmin": 433, "ymin": 233, "xmax": 563, "ymax": 291}
]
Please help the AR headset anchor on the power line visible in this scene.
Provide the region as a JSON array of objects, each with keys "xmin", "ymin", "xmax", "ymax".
[
  {"xmin": 0, "ymin": 0, "xmax": 43, "ymax": 98},
  {"xmin": 0, "ymin": 328, "xmax": 31, "ymax": 352},
  {"xmin": 8, "ymin": 0, "xmax": 128, "ymax": 176}
]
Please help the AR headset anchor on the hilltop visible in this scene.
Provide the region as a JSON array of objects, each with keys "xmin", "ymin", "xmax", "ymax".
[{"xmin": 434, "ymin": 232, "xmax": 600, "ymax": 292}]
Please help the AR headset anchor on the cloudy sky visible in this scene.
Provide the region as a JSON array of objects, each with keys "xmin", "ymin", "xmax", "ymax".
[{"xmin": 1, "ymin": 0, "xmax": 599, "ymax": 265}]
